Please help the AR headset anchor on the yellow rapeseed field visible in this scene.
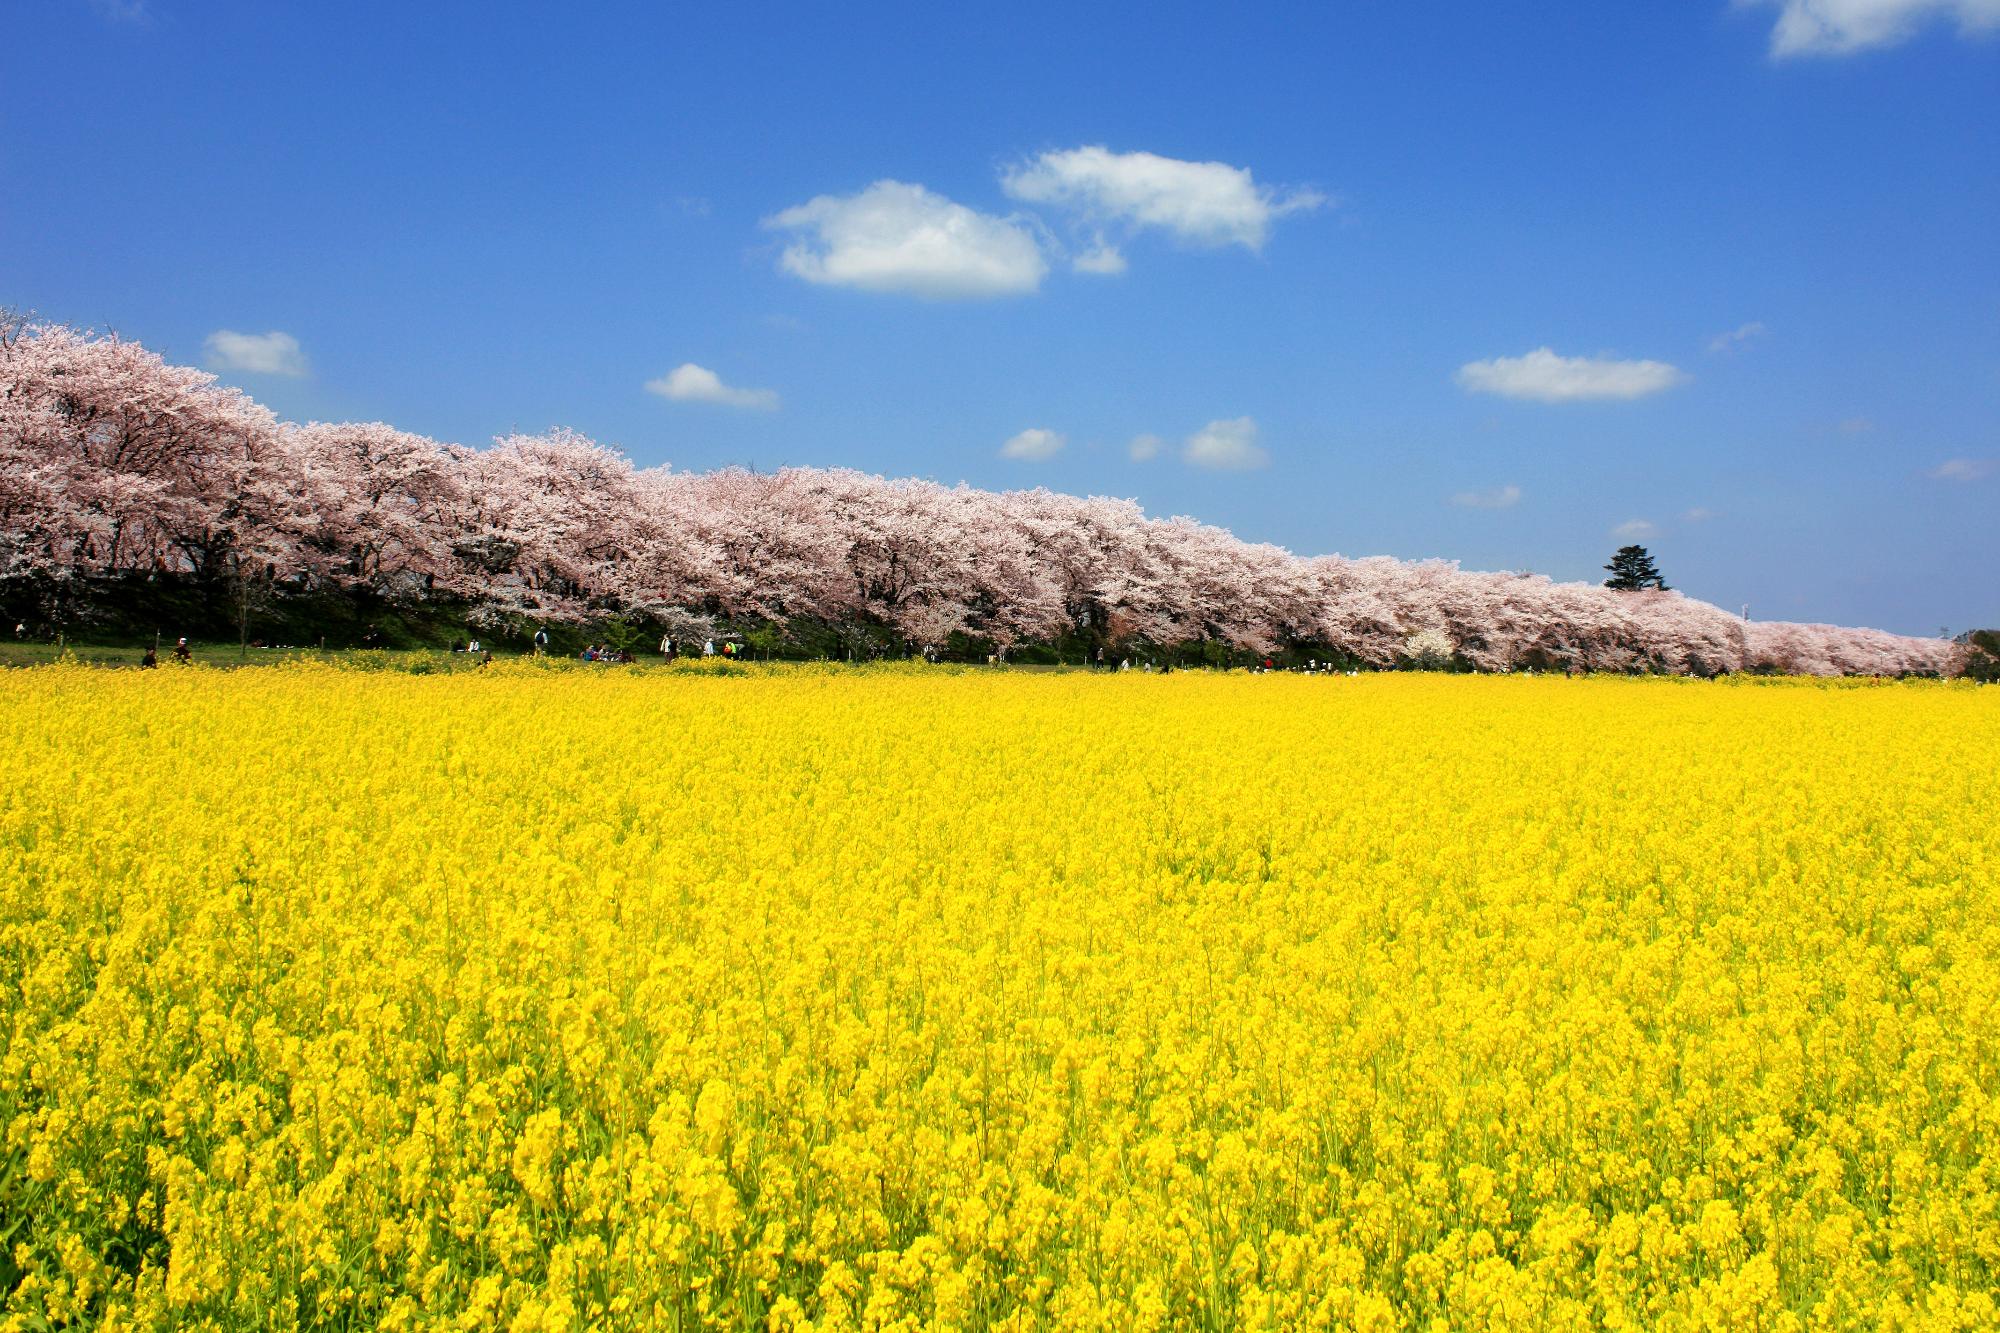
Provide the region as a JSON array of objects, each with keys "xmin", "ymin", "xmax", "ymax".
[{"xmin": 1, "ymin": 663, "xmax": 1996, "ymax": 1331}]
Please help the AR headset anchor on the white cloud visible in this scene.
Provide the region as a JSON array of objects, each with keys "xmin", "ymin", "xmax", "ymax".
[
  {"xmin": 1927, "ymin": 457, "xmax": 1996, "ymax": 481},
  {"xmin": 1612, "ymin": 519, "xmax": 1661, "ymax": 540},
  {"xmin": 1073, "ymin": 242, "xmax": 1128, "ymax": 275},
  {"xmin": 645, "ymin": 363, "xmax": 779, "ymax": 410},
  {"xmin": 1449, "ymin": 484, "xmax": 1523, "ymax": 510},
  {"xmin": 763, "ymin": 180, "xmax": 1046, "ymax": 299},
  {"xmin": 1684, "ymin": 506, "xmax": 1717, "ymax": 522},
  {"xmin": 1456, "ymin": 347, "xmax": 1687, "ymax": 403},
  {"xmin": 1001, "ymin": 146, "xmax": 1323, "ymax": 252},
  {"xmin": 1707, "ymin": 321, "xmax": 1767, "ymax": 352},
  {"xmin": 1183, "ymin": 417, "xmax": 1268, "ymax": 470},
  {"xmin": 1000, "ymin": 428, "xmax": 1065, "ymax": 461},
  {"xmin": 1743, "ymin": 0, "xmax": 2000, "ymax": 56},
  {"xmin": 203, "ymin": 330, "xmax": 308, "ymax": 378},
  {"xmin": 1128, "ymin": 432, "xmax": 1164, "ymax": 462}
]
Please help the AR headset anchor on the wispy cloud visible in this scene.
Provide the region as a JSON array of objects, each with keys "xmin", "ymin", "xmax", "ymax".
[
  {"xmin": 1683, "ymin": 506, "xmax": 1717, "ymax": 522},
  {"xmin": 764, "ymin": 180, "xmax": 1046, "ymax": 299},
  {"xmin": 1837, "ymin": 417, "xmax": 1876, "ymax": 434},
  {"xmin": 204, "ymin": 330, "xmax": 308, "ymax": 378},
  {"xmin": 1456, "ymin": 348, "xmax": 1687, "ymax": 402},
  {"xmin": 1742, "ymin": 0, "xmax": 2000, "ymax": 57},
  {"xmin": 645, "ymin": 363, "xmax": 779, "ymax": 410},
  {"xmin": 1001, "ymin": 146, "xmax": 1323, "ymax": 254},
  {"xmin": 1000, "ymin": 428, "xmax": 1065, "ymax": 461},
  {"xmin": 1183, "ymin": 417, "xmax": 1268, "ymax": 470},
  {"xmin": 1073, "ymin": 242, "xmax": 1128, "ymax": 275},
  {"xmin": 1927, "ymin": 457, "xmax": 1995, "ymax": 481},
  {"xmin": 1128, "ymin": 432, "xmax": 1164, "ymax": 462},
  {"xmin": 1612, "ymin": 518, "xmax": 1661, "ymax": 540},
  {"xmin": 1449, "ymin": 484, "xmax": 1523, "ymax": 510},
  {"xmin": 1707, "ymin": 321, "xmax": 1767, "ymax": 353}
]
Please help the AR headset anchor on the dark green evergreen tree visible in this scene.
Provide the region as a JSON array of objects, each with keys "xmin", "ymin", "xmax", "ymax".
[
  {"xmin": 1603, "ymin": 544, "xmax": 1669, "ymax": 591},
  {"xmin": 1965, "ymin": 629, "xmax": 2000, "ymax": 684}
]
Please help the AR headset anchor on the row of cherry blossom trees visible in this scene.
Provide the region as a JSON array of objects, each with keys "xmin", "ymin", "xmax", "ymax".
[{"xmin": 0, "ymin": 318, "xmax": 1966, "ymax": 675}]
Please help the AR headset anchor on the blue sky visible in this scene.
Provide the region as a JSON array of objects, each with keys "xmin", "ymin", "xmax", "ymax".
[{"xmin": 4, "ymin": 0, "xmax": 1996, "ymax": 634}]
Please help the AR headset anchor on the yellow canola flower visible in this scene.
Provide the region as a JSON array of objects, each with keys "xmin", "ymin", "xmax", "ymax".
[{"xmin": 0, "ymin": 663, "xmax": 1995, "ymax": 1330}]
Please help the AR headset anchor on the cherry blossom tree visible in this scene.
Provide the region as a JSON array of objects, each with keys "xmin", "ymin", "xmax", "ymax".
[
  {"xmin": 0, "ymin": 321, "xmax": 295, "ymax": 579},
  {"xmin": 287, "ymin": 421, "xmax": 465, "ymax": 595},
  {"xmin": 450, "ymin": 429, "xmax": 644, "ymax": 622},
  {"xmin": 694, "ymin": 467, "xmax": 855, "ymax": 624},
  {"xmin": 0, "ymin": 320, "xmax": 305, "ymax": 643}
]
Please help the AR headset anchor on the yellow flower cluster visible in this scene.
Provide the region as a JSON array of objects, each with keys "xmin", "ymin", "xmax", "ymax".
[{"xmin": 1, "ymin": 663, "xmax": 1996, "ymax": 1330}]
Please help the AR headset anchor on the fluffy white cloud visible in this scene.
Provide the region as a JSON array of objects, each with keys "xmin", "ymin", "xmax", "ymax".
[
  {"xmin": 1000, "ymin": 428, "xmax": 1065, "ymax": 461},
  {"xmin": 1001, "ymin": 146, "xmax": 1323, "ymax": 252},
  {"xmin": 1449, "ymin": 484, "xmax": 1523, "ymax": 510},
  {"xmin": 1707, "ymin": 321, "xmax": 1767, "ymax": 352},
  {"xmin": 1183, "ymin": 417, "xmax": 1268, "ymax": 470},
  {"xmin": 1613, "ymin": 519, "xmax": 1661, "ymax": 540},
  {"xmin": 1456, "ymin": 347, "xmax": 1687, "ymax": 403},
  {"xmin": 764, "ymin": 180, "xmax": 1046, "ymax": 299},
  {"xmin": 645, "ymin": 363, "xmax": 779, "ymax": 410},
  {"xmin": 203, "ymin": 329, "xmax": 308, "ymax": 377},
  {"xmin": 1927, "ymin": 457, "xmax": 1995, "ymax": 481},
  {"xmin": 1128, "ymin": 432, "xmax": 1164, "ymax": 462},
  {"xmin": 1743, "ymin": 0, "xmax": 2000, "ymax": 56}
]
